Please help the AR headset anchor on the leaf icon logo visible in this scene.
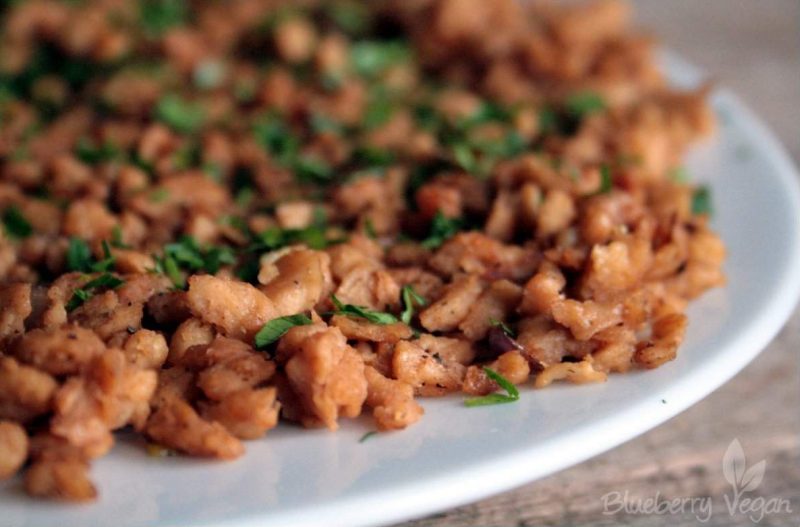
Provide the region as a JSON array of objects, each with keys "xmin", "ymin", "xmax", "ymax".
[
  {"xmin": 740, "ymin": 460, "xmax": 766, "ymax": 493},
  {"xmin": 723, "ymin": 438, "xmax": 766, "ymax": 493}
]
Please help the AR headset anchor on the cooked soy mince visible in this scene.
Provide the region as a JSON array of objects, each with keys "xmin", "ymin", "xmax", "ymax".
[{"xmin": 0, "ymin": 0, "xmax": 726, "ymax": 503}]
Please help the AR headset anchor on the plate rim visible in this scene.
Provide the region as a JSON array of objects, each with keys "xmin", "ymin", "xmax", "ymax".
[{"xmin": 205, "ymin": 49, "xmax": 800, "ymax": 527}]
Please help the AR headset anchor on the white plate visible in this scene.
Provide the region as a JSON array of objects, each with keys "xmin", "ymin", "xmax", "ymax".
[{"xmin": 3, "ymin": 50, "xmax": 800, "ymax": 527}]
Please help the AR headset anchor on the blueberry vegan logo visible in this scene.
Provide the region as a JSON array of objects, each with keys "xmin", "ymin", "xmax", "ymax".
[
  {"xmin": 601, "ymin": 438, "xmax": 792, "ymax": 523},
  {"xmin": 722, "ymin": 439, "xmax": 792, "ymax": 523}
]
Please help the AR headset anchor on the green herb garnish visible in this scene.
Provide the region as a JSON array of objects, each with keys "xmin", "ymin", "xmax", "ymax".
[
  {"xmin": 110, "ymin": 225, "xmax": 130, "ymax": 249},
  {"xmin": 293, "ymin": 155, "xmax": 333, "ymax": 185},
  {"xmin": 254, "ymin": 314, "xmax": 313, "ymax": 348},
  {"xmin": 66, "ymin": 273, "xmax": 125, "ymax": 312},
  {"xmin": 331, "ymin": 295, "xmax": 399, "ymax": 325},
  {"xmin": 65, "ymin": 238, "xmax": 115, "ymax": 273},
  {"xmin": 75, "ymin": 138, "xmax": 120, "ymax": 165},
  {"xmin": 149, "ymin": 188, "xmax": 170, "ymax": 203},
  {"xmin": 326, "ymin": 1, "xmax": 371, "ymax": 36},
  {"xmin": 456, "ymin": 101, "xmax": 514, "ymax": 130},
  {"xmin": 421, "ymin": 211, "xmax": 463, "ymax": 249},
  {"xmin": 538, "ymin": 107, "xmax": 558, "ymax": 135},
  {"xmin": 692, "ymin": 185, "xmax": 713, "ymax": 216},
  {"xmin": 250, "ymin": 223, "xmax": 343, "ymax": 253},
  {"xmin": 596, "ymin": 165, "xmax": 613, "ymax": 194},
  {"xmin": 363, "ymin": 92, "xmax": 394, "ymax": 129},
  {"xmin": 155, "ymin": 94, "xmax": 205, "ymax": 134},
  {"xmin": 400, "ymin": 285, "xmax": 426, "ymax": 325},
  {"xmin": 253, "ymin": 114, "xmax": 300, "ymax": 165},
  {"xmin": 358, "ymin": 431, "xmax": 378, "ymax": 443},
  {"xmin": 565, "ymin": 91, "xmax": 606, "ymax": 118},
  {"xmin": 489, "ymin": 318, "xmax": 515, "ymax": 338},
  {"xmin": 2, "ymin": 206, "xmax": 32, "ymax": 239},
  {"xmin": 364, "ymin": 218, "xmax": 377, "ymax": 239},
  {"xmin": 155, "ymin": 236, "xmax": 236, "ymax": 288},
  {"xmin": 140, "ymin": 0, "xmax": 188, "ymax": 37},
  {"xmin": 464, "ymin": 367, "xmax": 520, "ymax": 407},
  {"xmin": 350, "ymin": 41, "xmax": 411, "ymax": 79}
]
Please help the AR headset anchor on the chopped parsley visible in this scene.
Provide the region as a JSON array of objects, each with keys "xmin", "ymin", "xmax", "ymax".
[
  {"xmin": 155, "ymin": 236, "xmax": 236, "ymax": 288},
  {"xmin": 66, "ymin": 238, "xmax": 115, "ymax": 273},
  {"xmin": 596, "ymin": 165, "xmax": 613, "ymax": 194},
  {"xmin": 110, "ymin": 226, "xmax": 130, "ymax": 249},
  {"xmin": 350, "ymin": 40, "xmax": 411, "ymax": 79},
  {"xmin": 538, "ymin": 106, "xmax": 558, "ymax": 135},
  {"xmin": 489, "ymin": 318, "xmax": 515, "ymax": 338},
  {"xmin": 155, "ymin": 94, "xmax": 205, "ymax": 134},
  {"xmin": 400, "ymin": 285, "xmax": 426, "ymax": 325},
  {"xmin": 75, "ymin": 137, "xmax": 121, "ymax": 165},
  {"xmin": 565, "ymin": 91, "xmax": 606, "ymax": 118},
  {"xmin": 293, "ymin": 155, "xmax": 333, "ymax": 185},
  {"xmin": 358, "ymin": 431, "xmax": 378, "ymax": 443},
  {"xmin": 363, "ymin": 93, "xmax": 394, "ymax": 129},
  {"xmin": 331, "ymin": 295, "xmax": 399, "ymax": 325},
  {"xmin": 2, "ymin": 206, "xmax": 32, "ymax": 239},
  {"xmin": 66, "ymin": 273, "xmax": 125, "ymax": 312},
  {"xmin": 140, "ymin": 0, "xmax": 188, "ymax": 37},
  {"xmin": 456, "ymin": 101, "xmax": 514, "ymax": 130},
  {"xmin": 149, "ymin": 188, "xmax": 170, "ymax": 203},
  {"xmin": 253, "ymin": 114, "xmax": 300, "ymax": 165},
  {"xmin": 363, "ymin": 218, "xmax": 377, "ymax": 239},
  {"xmin": 254, "ymin": 314, "xmax": 313, "ymax": 348},
  {"xmin": 692, "ymin": 185, "xmax": 713, "ymax": 216},
  {"xmin": 250, "ymin": 223, "xmax": 343, "ymax": 253},
  {"xmin": 421, "ymin": 211, "xmax": 463, "ymax": 249},
  {"xmin": 326, "ymin": 1, "xmax": 371, "ymax": 36},
  {"xmin": 351, "ymin": 145, "xmax": 395, "ymax": 168},
  {"xmin": 452, "ymin": 142, "xmax": 479, "ymax": 174},
  {"xmin": 464, "ymin": 367, "xmax": 520, "ymax": 407}
]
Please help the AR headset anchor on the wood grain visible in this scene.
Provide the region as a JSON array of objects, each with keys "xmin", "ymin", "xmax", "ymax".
[{"xmin": 396, "ymin": 2, "xmax": 800, "ymax": 525}]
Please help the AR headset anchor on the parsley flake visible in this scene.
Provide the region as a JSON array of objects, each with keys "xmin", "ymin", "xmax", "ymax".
[
  {"xmin": 464, "ymin": 367, "xmax": 520, "ymax": 407},
  {"xmin": 254, "ymin": 314, "xmax": 313, "ymax": 348},
  {"xmin": 565, "ymin": 91, "xmax": 606, "ymax": 118},
  {"xmin": 66, "ymin": 238, "xmax": 115, "ymax": 273},
  {"xmin": 155, "ymin": 94, "xmax": 205, "ymax": 134},
  {"xmin": 421, "ymin": 212, "xmax": 463, "ymax": 249},
  {"xmin": 2, "ymin": 206, "xmax": 32, "ymax": 239},
  {"xmin": 692, "ymin": 185, "xmax": 713, "ymax": 216},
  {"xmin": 595, "ymin": 165, "xmax": 613, "ymax": 194},
  {"xmin": 155, "ymin": 236, "xmax": 236, "ymax": 288},
  {"xmin": 359, "ymin": 431, "xmax": 378, "ymax": 443},
  {"xmin": 400, "ymin": 285, "xmax": 426, "ymax": 325},
  {"xmin": 331, "ymin": 295, "xmax": 398, "ymax": 325},
  {"xmin": 66, "ymin": 273, "xmax": 125, "ymax": 312},
  {"xmin": 489, "ymin": 318, "xmax": 515, "ymax": 338}
]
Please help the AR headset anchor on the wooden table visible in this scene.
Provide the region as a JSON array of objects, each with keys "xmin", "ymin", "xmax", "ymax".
[{"xmin": 397, "ymin": 2, "xmax": 800, "ymax": 525}]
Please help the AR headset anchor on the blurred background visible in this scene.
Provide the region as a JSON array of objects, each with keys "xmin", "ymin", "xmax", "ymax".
[{"xmin": 399, "ymin": 1, "xmax": 800, "ymax": 525}]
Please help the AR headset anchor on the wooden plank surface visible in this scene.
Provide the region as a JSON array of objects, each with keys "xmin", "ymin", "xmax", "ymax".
[{"xmin": 396, "ymin": 1, "xmax": 800, "ymax": 525}]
